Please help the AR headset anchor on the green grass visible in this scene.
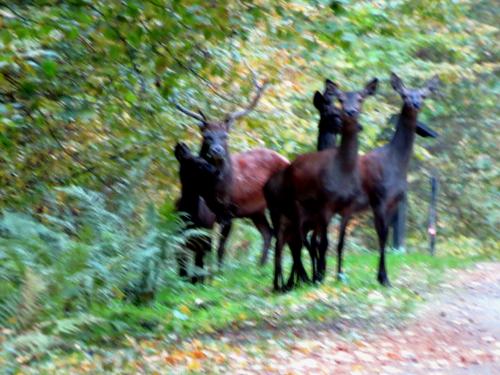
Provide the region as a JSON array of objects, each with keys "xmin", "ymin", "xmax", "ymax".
[
  {"xmin": 89, "ymin": 248, "xmax": 485, "ymax": 344},
  {"xmin": 4, "ymin": 229, "xmax": 495, "ymax": 373}
]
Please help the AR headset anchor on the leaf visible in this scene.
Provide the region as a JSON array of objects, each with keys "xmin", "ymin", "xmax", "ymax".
[{"xmin": 41, "ymin": 60, "xmax": 57, "ymax": 78}]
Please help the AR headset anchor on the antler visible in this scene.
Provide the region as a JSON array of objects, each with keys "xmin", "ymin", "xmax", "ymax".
[
  {"xmin": 225, "ymin": 66, "xmax": 269, "ymax": 125},
  {"xmin": 174, "ymin": 102, "xmax": 207, "ymax": 124}
]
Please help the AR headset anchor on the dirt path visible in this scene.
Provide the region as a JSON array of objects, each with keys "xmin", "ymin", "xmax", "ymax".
[{"xmin": 217, "ymin": 262, "xmax": 500, "ymax": 374}]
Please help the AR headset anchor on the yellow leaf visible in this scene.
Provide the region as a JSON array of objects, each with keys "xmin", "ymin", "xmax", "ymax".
[
  {"xmin": 180, "ymin": 305, "xmax": 190, "ymax": 315},
  {"xmin": 187, "ymin": 359, "xmax": 201, "ymax": 371}
]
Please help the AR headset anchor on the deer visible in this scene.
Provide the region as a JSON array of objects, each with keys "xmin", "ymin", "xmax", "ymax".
[
  {"xmin": 332, "ymin": 72, "xmax": 440, "ymax": 286},
  {"xmin": 310, "ymin": 90, "xmax": 438, "ymax": 284},
  {"xmin": 174, "ymin": 72, "xmax": 290, "ymax": 272},
  {"xmin": 174, "ymin": 142, "xmax": 216, "ymax": 283},
  {"xmin": 314, "ymin": 80, "xmax": 342, "ymax": 151},
  {"xmin": 264, "ymin": 78, "xmax": 379, "ymax": 291}
]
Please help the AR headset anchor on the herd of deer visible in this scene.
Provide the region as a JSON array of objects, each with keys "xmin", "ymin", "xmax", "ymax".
[{"xmin": 174, "ymin": 72, "xmax": 439, "ymax": 291}]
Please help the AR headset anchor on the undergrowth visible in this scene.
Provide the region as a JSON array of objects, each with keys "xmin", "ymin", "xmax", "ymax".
[{"xmin": 0, "ymin": 207, "xmax": 496, "ymax": 372}]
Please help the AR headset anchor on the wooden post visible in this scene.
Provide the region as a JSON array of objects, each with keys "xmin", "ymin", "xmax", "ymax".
[{"xmin": 428, "ymin": 176, "xmax": 438, "ymax": 255}]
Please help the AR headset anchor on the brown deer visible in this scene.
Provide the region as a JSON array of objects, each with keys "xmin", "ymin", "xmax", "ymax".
[
  {"xmin": 175, "ymin": 72, "xmax": 289, "ymax": 271},
  {"xmin": 334, "ymin": 72, "xmax": 440, "ymax": 286},
  {"xmin": 265, "ymin": 78, "xmax": 379, "ymax": 291}
]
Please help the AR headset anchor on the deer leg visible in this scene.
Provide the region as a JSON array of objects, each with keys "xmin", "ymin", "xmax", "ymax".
[
  {"xmin": 177, "ymin": 233, "xmax": 194, "ymax": 280},
  {"xmin": 305, "ymin": 229, "xmax": 318, "ymax": 283},
  {"xmin": 217, "ymin": 220, "xmax": 232, "ymax": 271},
  {"xmin": 204, "ymin": 234, "xmax": 214, "ymax": 283},
  {"xmin": 316, "ymin": 222, "xmax": 329, "ymax": 283},
  {"xmin": 273, "ymin": 224, "xmax": 286, "ymax": 292},
  {"xmin": 373, "ymin": 208, "xmax": 391, "ymax": 287},
  {"xmin": 177, "ymin": 249, "xmax": 189, "ymax": 279},
  {"xmin": 192, "ymin": 247, "xmax": 205, "ymax": 284},
  {"xmin": 336, "ymin": 216, "xmax": 349, "ymax": 283},
  {"xmin": 194, "ymin": 233, "xmax": 212, "ymax": 284},
  {"xmin": 286, "ymin": 234, "xmax": 309, "ymax": 289},
  {"xmin": 251, "ymin": 213, "xmax": 273, "ymax": 266}
]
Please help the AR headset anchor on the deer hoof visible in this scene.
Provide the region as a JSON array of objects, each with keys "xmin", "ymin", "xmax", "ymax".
[
  {"xmin": 377, "ymin": 274, "xmax": 392, "ymax": 287},
  {"xmin": 337, "ymin": 273, "xmax": 348, "ymax": 284}
]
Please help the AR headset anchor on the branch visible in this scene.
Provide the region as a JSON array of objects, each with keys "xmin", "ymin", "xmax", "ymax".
[
  {"xmin": 139, "ymin": 19, "xmax": 241, "ymax": 106},
  {"xmin": 89, "ymin": 4, "xmax": 146, "ymax": 94},
  {"xmin": 46, "ymin": 126, "xmax": 110, "ymax": 187}
]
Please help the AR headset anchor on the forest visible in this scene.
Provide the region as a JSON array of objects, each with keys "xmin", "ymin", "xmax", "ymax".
[{"xmin": 0, "ymin": 0, "xmax": 498, "ymax": 373}]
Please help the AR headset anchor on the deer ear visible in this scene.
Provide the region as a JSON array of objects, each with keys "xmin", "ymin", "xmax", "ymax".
[
  {"xmin": 390, "ymin": 72, "xmax": 405, "ymax": 94},
  {"xmin": 416, "ymin": 121, "xmax": 439, "ymax": 138},
  {"xmin": 174, "ymin": 142, "xmax": 191, "ymax": 162},
  {"xmin": 422, "ymin": 75, "xmax": 440, "ymax": 96},
  {"xmin": 362, "ymin": 78, "xmax": 379, "ymax": 97},
  {"xmin": 313, "ymin": 91, "xmax": 325, "ymax": 110},
  {"xmin": 198, "ymin": 111, "xmax": 208, "ymax": 129},
  {"xmin": 198, "ymin": 120, "xmax": 207, "ymax": 130},
  {"xmin": 324, "ymin": 79, "xmax": 339, "ymax": 97},
  {"xmin": 223, "ymin": 116, "xmax": 234, "ymax": 131}
]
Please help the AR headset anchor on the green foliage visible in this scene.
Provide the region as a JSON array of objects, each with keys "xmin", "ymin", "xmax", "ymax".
[
  {"xmin": 0, "ymin": 0, "xmax": 497, "ymax": 243},
  {"xmin": 0, "ymin": 0, "xmax": 498, "ymax": 369},
  {"xmin": 0, "ymin": 174, "xmax": 188, "ymax": 366},
  {"xmin": 3, "ymin": 246, "xmax": 489, "ymax": 372}
]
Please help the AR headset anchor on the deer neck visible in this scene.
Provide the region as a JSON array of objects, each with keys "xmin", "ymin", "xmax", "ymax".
[
  {"xmin": 335, "ymin": 117, "xmax": 359, "ymax": 174},
  {"xmin": 202, "ymin": 150, "xmax": 233, "ymax": 217},
  {"xmin": 388, "ymin": 104, "xmax": 418, "ymax": 170},
  {"xmin": 317, "ymin": 129, "xmax": 337, "ymax": 151},
  {"xmin": 213, "ymin": 152, "xmax": 233, "ymax": 185}
]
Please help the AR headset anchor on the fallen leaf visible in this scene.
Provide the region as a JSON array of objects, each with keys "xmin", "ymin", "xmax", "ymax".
[
  {"xmin": 191, "ymin": 350, "xmax": 206, "ymax": 360},
  {"xmin": 180, "ymin": 305, "xmax": 191, "ymax": 315},
  {"xmin": 187, "ymin": 359, "xmax": 202, "ymax": 371}
]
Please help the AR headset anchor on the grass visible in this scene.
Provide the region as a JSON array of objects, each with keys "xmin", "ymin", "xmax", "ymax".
[
  {"xmin": 5, "ymin": 224, "xmax": 495, "ymax": 373},
  {"xmin": 88, "ymin": 245, "xmax": 485, "ymax": 345}
]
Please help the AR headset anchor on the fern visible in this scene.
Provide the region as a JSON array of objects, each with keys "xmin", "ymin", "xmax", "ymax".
[{"xmin": 0, "ymin": 173, "xmax": 188, "ymax": 345}]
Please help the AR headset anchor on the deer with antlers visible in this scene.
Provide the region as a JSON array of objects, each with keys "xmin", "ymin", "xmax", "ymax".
[{"xmin": 175, "ymin": 71, "xmax": 289, "ymax": 274}]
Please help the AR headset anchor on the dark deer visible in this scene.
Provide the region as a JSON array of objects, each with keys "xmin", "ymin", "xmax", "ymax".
[
  {"xmin": 334, "ymin": 73, "xmax": 440, "ymax": 286},
  {"xmin": 174, "ymin": 142, "xmax": 216, "ymax": 283},
  {"xmin": 265, "ymin": 78, "xmax": 379, "ymax": 291},
  {"xmin": 175, "ymin": 72, "xmax": 289, "ymax": 270},
  {"xmin": 314, "ymin": 80, "xmax": 342, "ymax": 151},
  {"xmin": 311, "ymin": 81, "xmax": 438, "ymax": 284}
]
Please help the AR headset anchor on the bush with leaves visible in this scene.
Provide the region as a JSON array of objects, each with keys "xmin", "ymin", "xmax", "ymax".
[{"xmin": 0, "ymin": 175, "xmax": 189, "ymax": 365}]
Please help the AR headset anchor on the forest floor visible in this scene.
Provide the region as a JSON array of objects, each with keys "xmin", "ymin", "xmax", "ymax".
[
  {"xmin": 18, "ymin": 259, "xmax": 500, "ymax": 374},
  {"xmin": 167, "ymin": 262, "xmax": 500, "ymax": 374},
  {"xmin": 218, "ymin": 261, "xmax": 500, "ymax": 374}
]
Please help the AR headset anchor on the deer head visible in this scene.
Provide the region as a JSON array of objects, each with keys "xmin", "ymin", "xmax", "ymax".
[
  {"xmin": 175, "ymin": 142, "xmax": 219, "ymax": 188},
  {"xmin": 313, "ymin": 79, "xmax": 342, "ymax": 134},
  {"xmin": 391, "ymin": 72, "xmax": 440, "ymax": 112},
  {"xmin": 175, "ymin": 69, "xmax": 268, "ymax": 166},
  {"xmin": 328, "ymin": 78, "xmax": 379, "ymax": 130}
]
